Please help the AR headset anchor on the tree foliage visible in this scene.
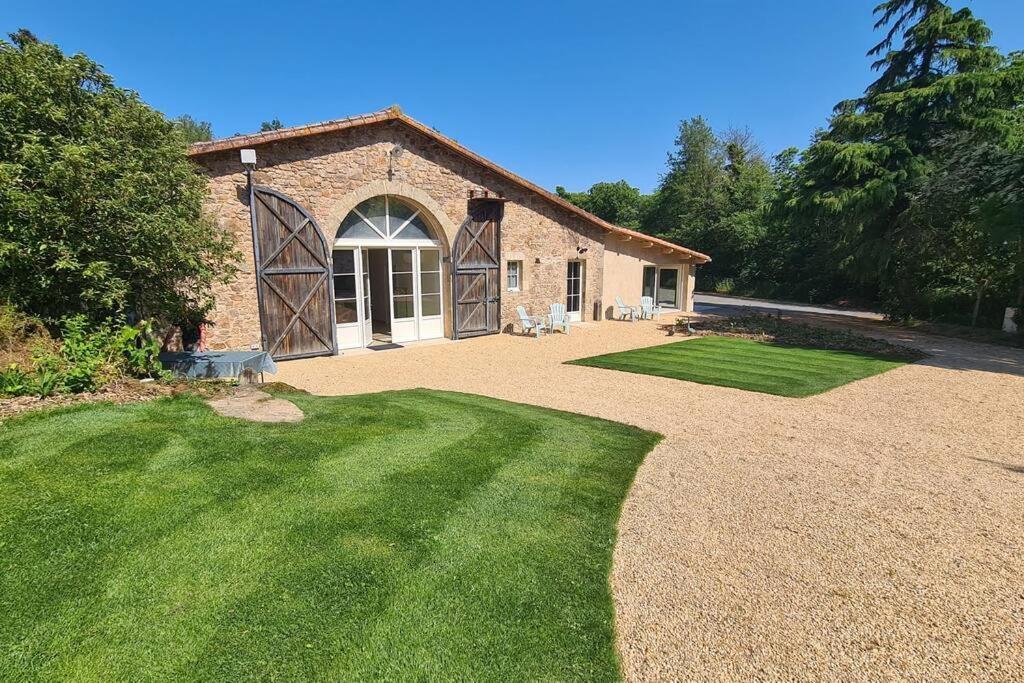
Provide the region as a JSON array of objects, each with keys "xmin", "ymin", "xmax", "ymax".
[
  {"xmin": 562, "ymin": 1, "xmax": 1022, "ymax": 325},
  {"xmin": 172, "ymin": 114, "xmax": 214, "ymax": 144},
  {"xmin": 787, "ymin": 0, "xmax": 1022, "ymax": 319},
  {"xmin": 555, "ymin": 180, "xmax": 648, "ymax": 228},
  {"xmin": 0, "ymin": 30, "xmax": 238, "ymax": 325},
  {"xmin": 260, "ymin": 118, "xmax": 284, "ymax": 132},
  {"xmin": 644, "ymin": 119, "xmax": 774, "ymax": 285}
]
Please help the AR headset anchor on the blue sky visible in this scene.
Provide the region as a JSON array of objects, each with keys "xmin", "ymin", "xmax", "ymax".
[{"xmin": 4, "ymin": 0, "xmax": 1022, "ymax": 193}]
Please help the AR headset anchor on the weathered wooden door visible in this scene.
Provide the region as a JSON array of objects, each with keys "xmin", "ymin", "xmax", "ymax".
[
  {"xmin": 249, "ymin": 185, "xmax": 336, "ymax": 359},
  {"xmin": 453, "ymin": 201, "xmax": 502, "ymax": 338}
]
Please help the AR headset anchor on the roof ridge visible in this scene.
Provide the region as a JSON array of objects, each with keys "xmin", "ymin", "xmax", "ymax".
[
  {"xmin": 187, "ymin": 109, "xmax": 710, "ymax": 263},
  {"xmin": 187, "ymin": 107, "xmax": 397, "ymax": 155}
]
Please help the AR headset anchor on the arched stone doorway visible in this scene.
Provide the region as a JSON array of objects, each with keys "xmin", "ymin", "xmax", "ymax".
[{"xmin": 330, "ymin": 194, "xmax": 449, "ymax": 349}]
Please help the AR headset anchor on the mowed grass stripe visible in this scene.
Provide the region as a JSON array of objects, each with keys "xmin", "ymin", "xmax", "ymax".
[
  {"xmin": 598, "ymin": 339, "xmax": 898, "ymax": 374},
  {"xmin": 579, "ymin": 356, "xmax": 827, "ymax": 396},
  {"xmin": 575, "ymin": 344, "xmax": 856, "ymax": 385},
  {"xmin": 605, "ymin": 345, "xmax": 854, "ymax": 380},
  {"xmin": 568, "ymin": 336, "xmax": 907, "ymax": 397},
  {"xmin": 586, "ymin": 354, "xmax": 827, "ymax": 389},
  {"xmin": 0, "ymin": 390, "xmax": 661, "ymax": 681}
]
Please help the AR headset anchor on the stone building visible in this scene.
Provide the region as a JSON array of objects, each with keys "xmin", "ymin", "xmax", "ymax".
[{"xmin": 188, "ymin": 107, "xmax": 710, "ymax": 358}]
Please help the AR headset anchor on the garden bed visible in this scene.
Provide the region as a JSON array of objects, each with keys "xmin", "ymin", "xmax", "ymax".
[
  {"xmin": 0, "ymin": 378, "xmax": 230, "ymax": 421},
  {"xmin": 686, "ymin": 313, "xmax": 926, "ymax": 362}
]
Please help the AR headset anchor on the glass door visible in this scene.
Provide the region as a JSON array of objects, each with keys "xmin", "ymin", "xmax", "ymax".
[
  {"xmin": 640, "ymin": 266, "xmax": 680, "ymax": 309},
  {"xmin": 389, "ymin": 248, "xmax": 417, "ymax": 343},
  {"xmin": 359, "ymin": 248, "xmax": 372, "ymax": 345},
  {"xmin": 332, "ymin": 249, "xmax": 362, "ymax": 349},
  {"xmin": 642, "ymin": 266, "xmax": 656, "ymax": 300},
  {"xmin": 657, "ymin": 267, "xmax": 679, "ymax": 308},
  {"xmin": 418, "ymin": 249, "xmax": 443, "ymax": 339},
  {"xmin": 566, "ymin": 260, "xmax": 583, "ymax": 322}
]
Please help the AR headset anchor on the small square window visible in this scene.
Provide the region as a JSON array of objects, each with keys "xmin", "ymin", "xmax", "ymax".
[{"xmin": 507, "ymin": 261, "xmax": 522, "ymax": 291}]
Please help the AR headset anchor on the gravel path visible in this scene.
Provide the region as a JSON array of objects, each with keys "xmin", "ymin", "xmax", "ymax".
[{"xmin": 274, "ymin": 320, "xmax": 1024, "ymax": 681}]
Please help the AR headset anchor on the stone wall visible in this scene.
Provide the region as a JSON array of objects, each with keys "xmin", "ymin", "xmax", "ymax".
[{"xmin": 193, "ymin": 120, "xmax": 605, "ymax": 349}]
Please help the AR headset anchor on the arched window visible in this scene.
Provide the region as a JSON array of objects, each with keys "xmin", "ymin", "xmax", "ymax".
[{"xmin": 337, "ymin": 195, "xmax": 433, "ymax": 241}]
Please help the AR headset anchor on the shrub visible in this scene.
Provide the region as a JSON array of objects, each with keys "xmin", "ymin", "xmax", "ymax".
[
  {"xmin": 712, "ymin": 278, "xmax": 736, "ymax": 295},
  {"xmin": 32, "ymin": 366, "xmax": 60, "ymax": 398},
  {"xmin": 0, "ymin": 305, "xmax": 44, "ymax": 349},
  {"xmin": 2, "ymin": 315, "xmax": 169, "ymax": 397},
  {"xmin": 60, "ymin": 316, "xmax": 169, "ymax": 391},
  {"xmin": 0, "ymin": 31, "xmax": 238, "ymax": 326},
  {"xmin": 0, "ymin": 305, "xmax": 51, "ymax": 367},
  {"xmin": 0, "ymin": 364, "xmax": 31, "ymax": 397}
]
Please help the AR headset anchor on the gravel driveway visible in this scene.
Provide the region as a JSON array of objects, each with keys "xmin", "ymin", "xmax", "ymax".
[{"xmin": 274, "ymin": 319, "xmax": 1024, "ymax": 681}]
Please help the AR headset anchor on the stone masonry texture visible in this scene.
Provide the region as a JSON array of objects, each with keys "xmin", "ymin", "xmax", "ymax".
[{"xmin": 194, "ymin": 120, "xmax": 608, "ymax": 350}]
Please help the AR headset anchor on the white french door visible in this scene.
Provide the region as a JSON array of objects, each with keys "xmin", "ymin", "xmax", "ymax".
[
  {"xmin": 360, "ymin": 248, "xmax": 372, "ymax": 345},
  {"xmin": 387, "ymin": 247, "xmax": 444, "ymax": 344},
  {"xmin": 418, "ymin": 249, "xmax": 443, "ymax": 340},
  {"xmin": 389, "ymin": 248, "xmax": 416, "ymax": 343},
  {"xmin": 335, "ymin": 246, "xmax": 444, "ymax": 349},
  {"xmin": 333, "ymin": 248, "xmax": 361, "ymax": 350},
  {"xmin": 566, "ymin": 260, "xmax": 583, "ymax": 322}
]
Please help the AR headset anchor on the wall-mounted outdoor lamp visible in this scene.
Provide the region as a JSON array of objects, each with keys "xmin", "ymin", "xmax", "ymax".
[
  {"xmin": 240, "ymin": 148, "xmax": 257, "ymax": 170},
  {"xmin": 241, "ymin": 149, "xmax": 257, "ymax": 190},
  {"xmin": 388, "ymin": 144, "xmax": 404, "ymax": 179}
]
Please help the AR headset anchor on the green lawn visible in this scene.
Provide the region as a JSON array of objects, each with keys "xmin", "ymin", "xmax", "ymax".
[
  {"xmin": 567, "ymin": 335, "xmax": 909, "ymax": 397},
  {"xmin": 0, "ymin": 389, "xmax": 660, "ymax": 681}
]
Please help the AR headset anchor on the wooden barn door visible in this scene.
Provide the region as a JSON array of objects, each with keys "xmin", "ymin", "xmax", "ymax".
[
  {"xmin": 453, "ymin": 200, "xmax": 502, "ymax": 338},
  {"xmin": 249, "ymin": 185, "xmax": 336, "ymax": 360}
]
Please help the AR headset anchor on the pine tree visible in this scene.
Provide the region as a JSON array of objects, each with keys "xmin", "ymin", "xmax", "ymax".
[{"xmin": 791, "ymin": 0, "xmax": 1018, "ymax": 315}]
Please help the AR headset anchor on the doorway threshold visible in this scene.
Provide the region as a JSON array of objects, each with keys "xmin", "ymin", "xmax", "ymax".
[
  {"xmin": 367, "ymin": 343, "xmax": 404, "ymax": 351},
  {"xmin": 339, "ymin": 337, "xmax": 456, "ymax": 358}
]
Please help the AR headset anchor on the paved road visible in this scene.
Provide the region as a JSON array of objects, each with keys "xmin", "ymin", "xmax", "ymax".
[{"xmin": 694, "ymin": 292, "xmax": 884, "ymax": 320}]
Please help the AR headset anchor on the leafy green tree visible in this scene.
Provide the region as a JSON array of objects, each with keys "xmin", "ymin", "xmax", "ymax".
[
  {"xmin": 556, "ymin": 180, "xmax": 649, "ymax": 228},
  {"xmin": 646, "ymin": 116, "xmax": 725, "ymax": 244},
  {"xmin": 172, "ymin": 114, "xmax": 214, "ymax": 144},
  {"xmin": 900, "ymin": 101, "xmax": 1024, "ymax": 324},
  {"xmin": 260, "ymin": 118, "xmax": 284, "ymax": 132},
  {"xmin": 0, "ymin": 30, "xmax": 238, "ymax": 324},
  {"xmin": 790, "ymin": 0, "xmax": 1018, "ymax": 317},
  {"xmin": 642, "ymin": 119, "xmax": 775, "ymax": 288}
]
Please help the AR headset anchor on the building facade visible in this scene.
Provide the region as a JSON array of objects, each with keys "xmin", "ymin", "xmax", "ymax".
[{"xmin": 188, "ymin": 107, "xmax": 710, "ymax": 358}]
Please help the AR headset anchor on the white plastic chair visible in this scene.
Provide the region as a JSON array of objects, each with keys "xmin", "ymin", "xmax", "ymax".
[
  {"xmin": 614, "ymin": 296, "xmax": 638, "ymax": 322},
  {"xmin": 640, "ymin": 296, "xmax": 662, "ymax": 320},
  {"xmin": 549, "ymin": 303, "xmax": 571, "ymax": 334},
  {"xmin": 517, "ymin": 305, "xmax": 548, "ymax": 338}
]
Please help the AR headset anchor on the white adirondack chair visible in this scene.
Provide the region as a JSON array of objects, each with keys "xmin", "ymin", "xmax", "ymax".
[
  {"xmin": 549, "ymin": 303, "xmax": 571, "ymax": 334},
  {"xmin": 517, "ymin": 306, "xmax": 548, "ymax": 338},
  {"xmin": 640, "ymin": 296, "xmax": 662, "ymax": 320},
  {"xmin": 614, "ymin": 295, "xmax": 638, "ymax": 322}
]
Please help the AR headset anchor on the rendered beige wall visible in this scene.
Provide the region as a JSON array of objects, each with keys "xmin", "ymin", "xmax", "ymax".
[
  {"xmin": 601, "ymin": 239, "xmax": 696, "ymax": 319},
  {"xmin": 194, "ymin": 120, "xmax": 605, "ymax": 349}
]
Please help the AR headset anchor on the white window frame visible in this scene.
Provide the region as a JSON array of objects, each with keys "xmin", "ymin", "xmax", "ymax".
[
  {"xmin": 507, "ymin": 260, "xmax": 522, "ymax": 292},
  {"xmin": 566, "ymin": 260, "xmax": 583, "ymax": 322},
  {"xmin": 641, "ymin": 265, "xmax": 682, "ymax": 310}
]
